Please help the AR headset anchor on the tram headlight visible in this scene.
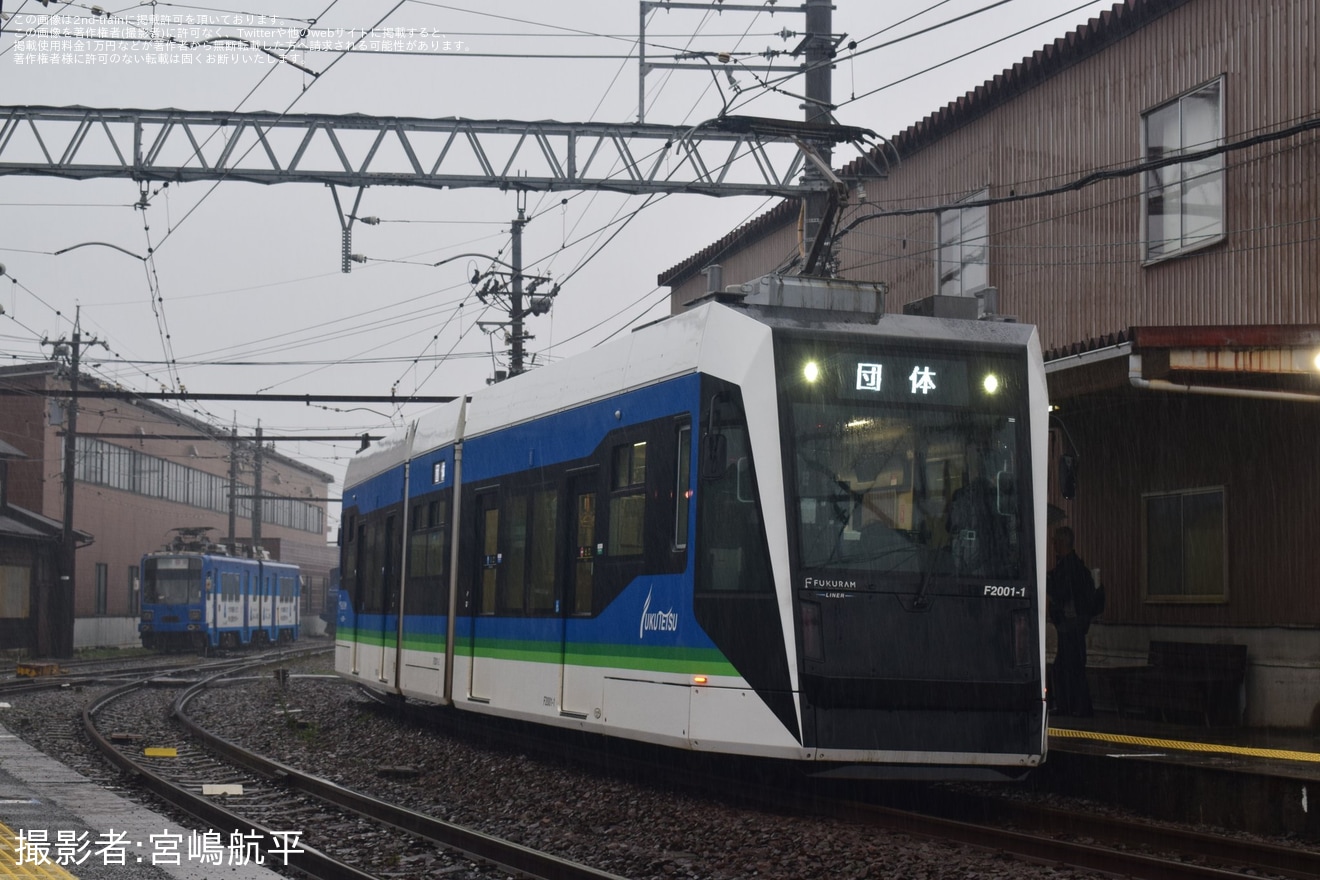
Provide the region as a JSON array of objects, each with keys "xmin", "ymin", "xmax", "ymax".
[
  {"xmin": 188, "ymin": 610, "xmax": 202, "ymax": 621},
  {"xmin": 141, "ymin": 611, "xmax": 153, "ymax": 622},
  {"xmin": 803, "ymin": 360, "xmax": 821, "ymax": 383},
  {"xmin": 982, "ymin": 372, "xmax": 1001, "ymax": 395}
]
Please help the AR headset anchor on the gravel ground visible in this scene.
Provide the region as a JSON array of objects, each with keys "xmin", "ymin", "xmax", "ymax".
[{"xmin": 3, "ymin": 651, "xmax": 1106, "ymax": 879}]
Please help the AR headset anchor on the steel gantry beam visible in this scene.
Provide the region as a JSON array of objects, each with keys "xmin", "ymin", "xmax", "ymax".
[{"xmin": 0, "ymin": 105, "xmax": 870, "ymax": 197}]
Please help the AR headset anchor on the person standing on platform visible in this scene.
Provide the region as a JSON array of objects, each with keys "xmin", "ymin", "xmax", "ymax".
[{"xmin": 1047, "ymin": 526, "xmax": 1096, "ymax": 717}]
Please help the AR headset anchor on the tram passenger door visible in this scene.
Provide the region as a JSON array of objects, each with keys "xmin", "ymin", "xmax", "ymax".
[
  {"xmin": 258, "ymin": 571, "xmax": 269, "ymax": 640},
  {"xmin": 560, "ymin": 472, "xmax": 597, "ymax": 717},
  {"xmin": 349, "ymin": 522, "xmax": 365, "ymax": 674},
  {"xmin": 468, "ymin": 491, "xmax": 500, "ymax": 701},
  {"xmin": 377, "ymin": 515, "xmax": 399, "ymax": 684}
]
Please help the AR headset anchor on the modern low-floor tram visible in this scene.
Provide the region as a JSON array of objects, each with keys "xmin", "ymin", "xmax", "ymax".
[{"xmin": 337, "ymin": 281, "xmax": 1050, "ymax": 779}]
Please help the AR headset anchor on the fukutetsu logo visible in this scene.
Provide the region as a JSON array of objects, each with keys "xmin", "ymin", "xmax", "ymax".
[{"xmin": 639, "ymin": 587, "xmax": 679, "ymax": 638}]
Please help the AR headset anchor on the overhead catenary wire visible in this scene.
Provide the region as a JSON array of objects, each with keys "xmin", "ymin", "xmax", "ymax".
[
  {"xmin": 722, "ymin": 0, "xmax": 1101, "ymax": 117},
  {"xmin": 830, "ymin": 114, "xmax": 1320, "ymax": 247},
  {"xmin": 1, "ymin": 2, "xmax": 1284, "ymax": 485}
]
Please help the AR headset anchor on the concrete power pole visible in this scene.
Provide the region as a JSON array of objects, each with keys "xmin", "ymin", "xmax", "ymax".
[
  {"xmin": 802, "ymin": 0, "xmax": 836, "ymax": 275},
  {"xmin": 227, "ymin": 426, "xmax": 239, "ymax": 554},
  {"xmin": 43, "ymin": 312, "xmax": 104, "ymax": 658},
  {"xmin": 251, "ymin": 424, "xmax": 263, "ymax": 557},
  {"xmin": 510, "ymin": 207, "xmax": 526, "ymax": 377}
]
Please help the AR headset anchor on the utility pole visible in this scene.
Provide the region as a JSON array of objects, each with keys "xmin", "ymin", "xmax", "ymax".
[
  {"xmin": 227, "ymin": 426, "xmax": 239, "ymax": 554},
  {"xmin": 43, "ymin": 310, "xmax": 104, "ymax": 658},
  {"xmin": 510, "ymin": 205, "xmax": 526, "ymax": 377},
  {"xmin": 802, "ymin": 0, "xmax": 836, "ymax": 275},
  {"xmin": 251, "ymin": 423, "xmax": 263, "ymax": 557}
]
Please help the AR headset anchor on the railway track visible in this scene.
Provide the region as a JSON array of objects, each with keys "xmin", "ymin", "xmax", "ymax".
[
  {"xmin": 363, "ymin": 693, "xmax": 1314, "ymax": 880},
  {"xmin": 0, "ymin": 644, "xmax": 324, "ymax": 698},
  {"xmin": 82, "ymin": 660, "xmax": 630, "ymax": 880},
  {"xmin": 822, "ymin": 790, "xmax": 1319, "ymax": 880},
  {"xmin": 26, "ymin": 651, "xmax": 1315, "ymax": 880}
]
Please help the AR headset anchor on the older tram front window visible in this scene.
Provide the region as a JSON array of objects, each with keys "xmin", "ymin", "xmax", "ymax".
[
  {"xmin": 143, "ymin": 558, "xmax": 203, "ymax": 604},
  {"xmin": 783, "ymin": 343, "xmax": 1026, "ymax": 581}
]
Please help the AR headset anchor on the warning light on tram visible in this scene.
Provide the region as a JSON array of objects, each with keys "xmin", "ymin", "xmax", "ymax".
[
  {"xmin": 693, "ymin": 675, "xmax": 709, "ymax": 685},
  {"xmin": 803, "ymin": 361, "xmax": 821, "ymax": 383},
  {"xmin": 982, "ymin": 373, "xmax": 1001, "ymax": 395}
]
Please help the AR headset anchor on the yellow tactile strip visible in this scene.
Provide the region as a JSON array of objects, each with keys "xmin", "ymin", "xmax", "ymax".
[
  {"xmin": 1051, "ymin": 726, "xmax": 1320, "ymax": 763},
  {"xmin": 0, "ymin": 822, "xmax": 77, "ymax": 880}
]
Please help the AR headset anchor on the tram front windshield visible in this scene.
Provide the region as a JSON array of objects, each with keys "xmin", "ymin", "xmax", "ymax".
[
  {"xmin": 782, "ymin": 341, "xmax": 1028, "ymax": 582},
  {"xmin": 143, "ymin": 558, "xmax": 203, "ymax": 604}
]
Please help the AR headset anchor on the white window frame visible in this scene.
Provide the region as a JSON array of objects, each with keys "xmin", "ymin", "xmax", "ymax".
[
  {"xmin": 935, "ymin": 188, "xmax": 989, "ymax": 300},
  {"xmin": 1140, "ymin": 77, "xmax": 1226, "ymax": 263}
]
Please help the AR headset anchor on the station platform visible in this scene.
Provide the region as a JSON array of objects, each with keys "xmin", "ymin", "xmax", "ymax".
[
  {"xmin": 1042, "ymin": 710, "xmax": 1320, "ymax": 838},
  {"xmin": 0, "ymin": 722, "xmax": 282, "ymax": 880}
]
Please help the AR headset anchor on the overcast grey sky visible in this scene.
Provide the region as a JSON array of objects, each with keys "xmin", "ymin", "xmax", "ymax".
[{"xmin": 0, "ymin": 0, "xmax": 1118, "ymax": 535}]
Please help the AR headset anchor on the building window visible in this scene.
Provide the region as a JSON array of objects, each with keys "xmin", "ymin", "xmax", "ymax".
[
  {"xmin": 0, "ymin": 565, "xmax": 30, "ymax": 618},
  {"xmin": 1142, "ymin": 487, "xmax": 1226, "ymax": 601},
  {"xmin": 72, "ymin": 436, "xmax": 323, "ymax": 534},
  {"xmin": 936, "ymin": 189, "xmax": 988, "ymax": 298},
  {"xmin": 95, "ymin": 563, "xmax": 109, "ymax": 615},
  {"xmin": 128, "ymin": 565, "xmax": 140, "ymax": 615},
  {"xmin": 1142, "ymin": 77, "xmax": 1224, "ymax": 261}
]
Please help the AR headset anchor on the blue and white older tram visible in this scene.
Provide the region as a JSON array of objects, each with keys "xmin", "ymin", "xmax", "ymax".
[
  {"xmin": 140, "ymin": 529, "xmax": 301, "ymax": 651},
  {"xmin": 337, "ymin": 278, "xmax": 1049, "ymax": 779}
]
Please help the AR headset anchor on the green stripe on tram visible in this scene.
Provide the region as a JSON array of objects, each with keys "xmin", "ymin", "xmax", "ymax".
[{"xmin": 344, "ymin": 629, "xmax": 737, "ymax": 676}]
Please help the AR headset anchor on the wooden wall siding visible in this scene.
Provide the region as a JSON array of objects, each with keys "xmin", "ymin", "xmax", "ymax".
[
  {"xmin": 671, "ymin": 219, "xmax": 797, "ymax": 309},
  {"xmin": 1060, "ymin": 391, "xmax": 1320, "ymax": 627},
  {"xmin": 0, "ymin": 377, "xmax": 51, "ymax": 512},
  {"xmin": 672, "ymin": 1, "xmax": 1319, "ymax": 348},
  {"xmin": 838, "ymin": 0, "xmax": 1319, "ymax": 352}
]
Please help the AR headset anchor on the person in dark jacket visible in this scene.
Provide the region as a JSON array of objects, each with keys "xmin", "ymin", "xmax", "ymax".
[{"xmin": 1047, "ymin": 526, "xmax": 1096, "ymax": 717}]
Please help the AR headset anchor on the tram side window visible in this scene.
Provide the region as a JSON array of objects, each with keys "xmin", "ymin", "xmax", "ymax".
[
  {"xmin": 503, "ymin": 495, "xmax": 529, "ymax": 613},
  {"xmin": 221, "ymin": 572, "xmax": 240, "ymax": 601},
  {"xmin": 408, "ymin": 497, "xmax": 450, "ymax": 615},
  {"xmin": 499, "ymin": 488, "xmax": 560, "ymax": 615},
  {"xmin": 529, "ymin": 488, "xmax": 558, "ymax": 612},
  {"xmin": 360, "ymin": 517, "xmax": 392, "ymax": 614},
  {"xmin": 698, "ymin": 384, "xmax": 772, "ymax": 593},
  {"xmin": 609, "ymin": 441, "xmax": 647, "ymax": 556},
  {"xmin": 675, "ymin": 423, "xmax": 692, "ymax": 550},
  {"xmin": 341, "ymin": 514, "xmax": 358, "ymax": 592}
]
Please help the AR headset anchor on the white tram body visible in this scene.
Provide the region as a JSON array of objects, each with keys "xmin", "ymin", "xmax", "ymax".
[{"xmin": 337, "ymin": 282, "xmax": 1049, "ymax": 779}]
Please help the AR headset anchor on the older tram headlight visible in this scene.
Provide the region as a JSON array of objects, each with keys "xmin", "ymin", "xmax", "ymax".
[
  {"xmin": 188, "ymin": 610, "xmax": 202, "ymax": 621},
  {"xmin": 803, "ymin": 360, "xmax": 821, "ymax": 383},
  {"xmin": 141, "ymin": 610, "xmax": 154, "ymax": 622},
  {"xmin": 982, "ymin": 373, "xmax": 1001, "ymax": 395}
]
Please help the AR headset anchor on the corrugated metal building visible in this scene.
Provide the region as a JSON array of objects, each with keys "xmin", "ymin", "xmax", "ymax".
[
  {"xmin": 660, "ymin": 0, "xmax": 1320, "ymax": 727},
  {"xmin": 0, "ymin": 362, "xmax": 337, "ymax": 654}
]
